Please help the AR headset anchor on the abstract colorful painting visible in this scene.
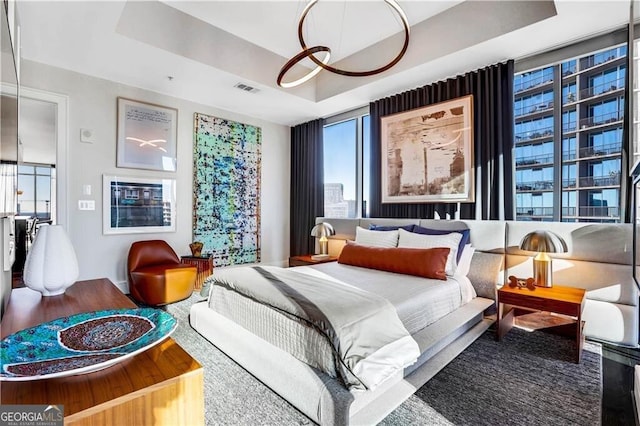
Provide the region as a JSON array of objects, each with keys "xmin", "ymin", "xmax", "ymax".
[{"xmin": 193, "ymin": 113, "xmax": 261, "ymax": 266}]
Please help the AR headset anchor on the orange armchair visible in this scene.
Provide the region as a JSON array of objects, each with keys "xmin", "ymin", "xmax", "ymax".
[{"xmin": 127, "ymin": 240, "xmax": 196, "ymax": 306}]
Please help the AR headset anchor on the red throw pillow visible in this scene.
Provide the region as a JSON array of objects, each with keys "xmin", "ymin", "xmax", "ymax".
[{"xmin": 337, "ymin": 243, "xmax": 450, "ymax": 280}]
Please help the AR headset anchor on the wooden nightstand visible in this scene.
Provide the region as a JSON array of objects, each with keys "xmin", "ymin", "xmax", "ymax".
[
  {"xmin": 497, "ymin": 284, "xmax": 586, "ymax": 363},
  {"xmin": 289, "ymin": 255, "xmax": 338, "ymax": 267},
  {"xmin": 181, "ymin": 255, "xmax": 214, "ymax": 290}
]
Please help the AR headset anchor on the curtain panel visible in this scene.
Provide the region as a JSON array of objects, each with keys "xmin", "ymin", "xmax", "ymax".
[
  {"xmin": 290, "ymin": 119, "xmax": 324, "ymax": 256},
  {"xmin": 369, "ymin": 60, "xmax": 515, "ymax": 220}
]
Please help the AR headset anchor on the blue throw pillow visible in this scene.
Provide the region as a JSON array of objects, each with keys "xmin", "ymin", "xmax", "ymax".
[
  {"xmin": 411, "ymin": 225, "xmax": 470, "ymax": 263},
  {"xmin": 369, "ymin": 224, "xmax": 415, "ymax": 232}
]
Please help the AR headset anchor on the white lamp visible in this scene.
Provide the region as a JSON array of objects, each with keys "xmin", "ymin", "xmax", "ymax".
[{"xmin": 23, "ymin": 224, "xmax": 79, "ymax": 296}]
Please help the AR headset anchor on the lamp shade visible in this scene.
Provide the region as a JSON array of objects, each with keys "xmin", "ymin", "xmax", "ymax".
[
  {"xmin": 519, "ymin": 230, "xmax": 567, "ymax": 253},
  {"xmin": 519, "ymin": 230, "xmax": 567, "ymax": 288},
  {"xmin": 310, "ymin": 222, "xmax": 335, "ymax": 238},
  {"xmin": 23, "ymin": 224, "xmax": 79, "ymax": 296}
]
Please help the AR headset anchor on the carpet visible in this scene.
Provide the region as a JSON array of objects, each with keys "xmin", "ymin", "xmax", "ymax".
[{"xmin": 163, "ymin": 294, "xmax": 602, "ymax": 425}]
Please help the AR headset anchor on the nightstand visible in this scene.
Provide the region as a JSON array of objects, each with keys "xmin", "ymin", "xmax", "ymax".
[
  {"xmin": 180, "ymin": 255, "xmax": 214, "ymax": 290},
  {"xmin": 497, "ymin": 284, "xmax": 586, "ymax": 363},
  {"xmin": 288, "ymin": 255, "xmax": 338, "ymax": 267}
]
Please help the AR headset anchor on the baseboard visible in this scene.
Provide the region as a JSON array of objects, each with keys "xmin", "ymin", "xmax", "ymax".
[{"xmin": 113, "ymin": 280, "xmax": 128, "ymax": 294}]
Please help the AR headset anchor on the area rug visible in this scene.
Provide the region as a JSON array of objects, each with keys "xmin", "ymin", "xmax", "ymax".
[{"xmin": 163, "ymin": 294, "xmax": 602, "ymax": 426}]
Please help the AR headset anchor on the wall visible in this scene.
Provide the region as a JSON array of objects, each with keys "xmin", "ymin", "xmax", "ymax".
[{"xmin": 20, "ymin": 60, "xmax": 291, "ymax": 291}]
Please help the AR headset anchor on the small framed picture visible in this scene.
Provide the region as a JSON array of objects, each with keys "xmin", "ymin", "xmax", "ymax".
[
  {"xmin": 116, "ymin": 97, "xmax": 178, "ymax": 171},
  {"xmin": 103, "ymin": 175, "xmax": 176, "ymax": 235}
]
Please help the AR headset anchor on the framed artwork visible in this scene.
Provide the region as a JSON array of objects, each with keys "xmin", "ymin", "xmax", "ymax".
[
  {"xmin": 116, "ymin": 97, "xmax": 178, "ymax": 171},
  {"xmin": 193, "ymin": 113, "xmax": 261, "ymax": 267},
  {"xmin": 381, "ymin": 95, "xmax": 474, "ymax": 204},
  {"xmin": 102, "ymin": 175, "xmax": 176, "ymax": 235}
]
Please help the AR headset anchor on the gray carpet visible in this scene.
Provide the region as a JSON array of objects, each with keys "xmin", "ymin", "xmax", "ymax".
[{"xmin": 163, "ymin": 294, "xmax": 602, "ymax": 426}]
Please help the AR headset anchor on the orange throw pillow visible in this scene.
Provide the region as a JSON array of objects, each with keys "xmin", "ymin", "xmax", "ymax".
[{"xmin": 337, "ymin": 243, "xmax": 450, "ymax": 280}]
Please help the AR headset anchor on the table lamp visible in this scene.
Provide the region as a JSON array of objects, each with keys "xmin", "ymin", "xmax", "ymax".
[
  {"xmin": 310, "ymin": 222, "xmax": 334, "ymax": 256},
  {"xmin": 519, "ymin": 230, "xmax": 567, "ymax": 288}
]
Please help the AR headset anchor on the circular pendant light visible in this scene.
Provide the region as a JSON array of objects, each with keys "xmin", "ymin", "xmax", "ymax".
[{"xmin": 277, "ymin": 0, "xmax": 410, "ymax": 88}]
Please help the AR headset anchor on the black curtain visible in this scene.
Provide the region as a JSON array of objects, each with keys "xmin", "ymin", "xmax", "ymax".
[
  {"xmin": 290, "ymin": 119, "xmax": 324, "ymax": 256},
  {"xmin": 369, "ymin": 60, "xmax": 515, "ymax": 220}
]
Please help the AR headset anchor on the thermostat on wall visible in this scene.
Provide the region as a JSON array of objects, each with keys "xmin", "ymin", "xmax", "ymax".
[{"xmin": 80, "ymin": 128, "xmax": 96, "ymax": 143}]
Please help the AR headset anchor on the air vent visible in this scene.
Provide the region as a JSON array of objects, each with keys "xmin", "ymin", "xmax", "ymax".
[{"xmin": 234, "ymin": 83, "xmax": 260, "ymax": 94}]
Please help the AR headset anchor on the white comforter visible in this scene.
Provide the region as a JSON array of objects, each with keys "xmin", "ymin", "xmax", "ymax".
[{"xmin": 205, "ymin": 265, "xmax": 420, "ymax": 391}]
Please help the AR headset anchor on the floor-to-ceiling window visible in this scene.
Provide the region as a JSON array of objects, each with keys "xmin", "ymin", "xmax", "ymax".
[
  {"xmin": 514, "ymin": 43, "xmax": 626, "ymax": 223},
  {"xmin": 323, "ymin": 112, "xmax": 370, "ymax": 218}
]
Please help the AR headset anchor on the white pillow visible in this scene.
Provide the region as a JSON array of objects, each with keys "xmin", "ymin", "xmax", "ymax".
[
  {"xmin": 454, "ymin": 244, "xmax": 475, "ymax": 278},
  {"xmin": 397, "ymin": 228, "xmax": 463, "ymax": 276},
  {"xmin": 355, "ymin": 226, "xmax": 399, "ymax": 248}
]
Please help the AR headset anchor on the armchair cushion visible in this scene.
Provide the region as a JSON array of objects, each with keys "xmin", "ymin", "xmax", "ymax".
[{"xmin": 128, "ymin": 240, "xmax": 196, "ymax": 306}]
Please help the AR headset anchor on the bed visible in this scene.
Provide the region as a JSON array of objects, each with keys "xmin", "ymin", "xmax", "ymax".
[{"xmin": 190, "ymin": 220, "xmax": 504, "ymax": 425}]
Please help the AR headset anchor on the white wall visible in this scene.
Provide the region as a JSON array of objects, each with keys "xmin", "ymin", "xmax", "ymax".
[{"xmin": 20, "ymin": 60, "xmax": 291, "ymax": 291}]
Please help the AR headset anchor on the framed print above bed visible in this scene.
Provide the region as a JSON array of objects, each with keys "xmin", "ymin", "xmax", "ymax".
[
  {"xmin": 116, "ymin": 97, "xmax": 178, "ymax": 172},
  {"xmin": 102, "ymin": 175, "xmax": 176, "ymax": 235},
  {"xmin": 381, "ymin": 95, "xmax": 474, "ymax": 204}
]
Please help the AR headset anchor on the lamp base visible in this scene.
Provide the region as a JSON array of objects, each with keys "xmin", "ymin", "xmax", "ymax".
[
  {"xmin": 533, "ymin": 258, "xmax": 553, "ymax": 288},
  {"xmin": 319, "ymin": 240, "xmax": 328, "ymax": 255}
]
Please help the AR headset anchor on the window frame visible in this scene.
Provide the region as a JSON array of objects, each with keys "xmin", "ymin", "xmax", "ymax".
[{"xmin": 323, "ymin": 107, "xmax": 371, "ymax": 219}]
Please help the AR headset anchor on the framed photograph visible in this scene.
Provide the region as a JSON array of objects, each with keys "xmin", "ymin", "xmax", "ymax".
[
  {"xmin": 102, "ymin": 175, "xmax": 176, "ymax": 235},
  {"xmin": 381, "ymin": 95, "xmax": 474, "ymax": 204},
  {"xmin": 116, "ymin": 97, "xmax": 178, "ymax": 172}
]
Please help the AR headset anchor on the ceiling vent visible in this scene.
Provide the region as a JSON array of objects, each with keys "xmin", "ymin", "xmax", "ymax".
[{"xmin": 234, "ymin": 83, "xmax": 260, "ymax": 94}]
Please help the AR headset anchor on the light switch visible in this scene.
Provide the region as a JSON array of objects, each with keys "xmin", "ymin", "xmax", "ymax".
[
  {"xmin": 78, "ymin": 200, "xmax": 95, "ymax": 211},
  {"xmin": 82, "ymin": 184, "xmax": 91, "ymax": 195}
]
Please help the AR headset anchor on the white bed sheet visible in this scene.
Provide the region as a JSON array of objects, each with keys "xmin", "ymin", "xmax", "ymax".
[{"xmin": 295, "ymin": 262, "xmax": 472, "ymax": 335}]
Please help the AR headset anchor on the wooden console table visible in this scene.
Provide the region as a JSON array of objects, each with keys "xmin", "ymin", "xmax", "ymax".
[{"xmin": 0, "ymin": 278, "xmax": 204, "ymax": 425}]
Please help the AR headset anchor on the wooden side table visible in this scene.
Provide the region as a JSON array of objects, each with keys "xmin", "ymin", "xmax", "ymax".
[
  {"xmin": 1, "ymin": 279, "xmax": 204, "ymax": 425},
  {"xmin": 181, "ymin": 255, "xmax": 214, "ymax": 290},
  {"xmin": 289, "ymin": 255, "xmax": 338, "ymax": 267},
  {"xmin": 497, "ymin": 284, "xmax": 586, "ymax": 363}
]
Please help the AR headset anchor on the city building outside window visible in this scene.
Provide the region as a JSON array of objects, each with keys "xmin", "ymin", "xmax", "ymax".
[
  {"xmin": 514, "ymin": 43, "xmax": 626, "ymax": 223},
  {"xmin": 16, "ymin": 164, "xmax": 55, "ymax": 220},
  {"xmin": 323, "ymin": 113, "xmax": 370, "ymax": 218}
]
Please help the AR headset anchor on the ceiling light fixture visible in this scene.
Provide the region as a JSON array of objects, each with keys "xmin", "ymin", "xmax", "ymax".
[{"xmin": 277, "ymin": 0, "xmax": 410, "ymax": 88}]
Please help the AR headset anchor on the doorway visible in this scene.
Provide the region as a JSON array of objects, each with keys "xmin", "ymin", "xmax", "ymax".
[{"xmin": 12, "ymin": 87, "xmax": 68, "ymax": 287}]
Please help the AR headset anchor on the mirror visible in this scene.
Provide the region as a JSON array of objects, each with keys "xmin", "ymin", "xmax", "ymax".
[
  {"xmin": 0, "ymin": 1, "xmax": 18, "ymax": 216},
  {"xmin": 12, "ymin": 95, "xmax": 58, "ymax": 283},
  {"xmin": 1, "ymin": 1, "xmax": 19, "ymax": 317}
]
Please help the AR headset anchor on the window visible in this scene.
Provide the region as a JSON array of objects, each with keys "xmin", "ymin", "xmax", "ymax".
[
  {"xmin": 323, "ymin": 113, "xmax": 370, "ymax": 218},
  {"xmin": 17, "ymin": 164, "xmax": 55, "ymax": 219},
  {"xmin": 514, "ymin": 42, "xmax": 626, "ymax": 222}
]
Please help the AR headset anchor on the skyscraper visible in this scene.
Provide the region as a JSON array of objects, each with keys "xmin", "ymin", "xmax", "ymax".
[{"xmin": 514, "ymin": 44, "xmax": 626, "ymax": 223}]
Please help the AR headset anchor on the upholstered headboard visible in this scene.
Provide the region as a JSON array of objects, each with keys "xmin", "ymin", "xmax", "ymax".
[
  {"xmin": 504, "ymin": 221, "xmax": 636, "ymax": 345},
  {"xmin": 315, "ymin": 218, "xmax": 506, "ymax": 301},
  {"xmin": 315, "ymin": 217, "xmax": 638, "ymax": 346}
]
